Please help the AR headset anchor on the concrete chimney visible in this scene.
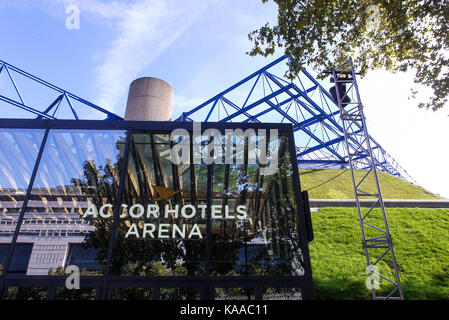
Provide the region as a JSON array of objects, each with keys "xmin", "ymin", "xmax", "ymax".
[{"xmin": 124, "ymin": 77, "xmax": 173, "ymax": 121}]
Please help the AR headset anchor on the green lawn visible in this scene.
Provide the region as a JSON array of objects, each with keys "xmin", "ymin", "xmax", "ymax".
[
  {"xmin": 309, "ymin": 207, "xmax": 449, "ymax": 300},
  {"xmin": 300, "ymin": 169, "xmax": 443, "ymax": 199}
]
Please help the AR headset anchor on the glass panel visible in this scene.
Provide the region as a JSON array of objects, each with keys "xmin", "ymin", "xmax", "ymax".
[
  {"xmin": 5, "ymin": 287, "xmax": 47, "ymax": 300},
  {"xmin": 215, "ymin": 288, "xmax": 255, "ymax": 300},
  {"xmin": 66, "ymin": 244, "xmax": 103, "ymax": 271},
  {"xmin": 110, "ymin": 132, "xmax": 206, "ymax": 276},
  {"xmin": 210, "ymin": 133, "xmax": 305, "ymax": 276},
  {"xmin": 160, "ymin": 288, "xmax": 201, "ymax": 300},
  {"xmin": 10, "ymin": 129, "xmax": 126, "ymax": 275},
  {"xmin": 0, "ymin": 244, "xmax": 33, "ymax": 274},
  {"xmin": 55, "ymin": 287, "xmax": 97, "ymax": 300},
  {"xmin": 0, "ymin": 123, "xmax": 311, "ymax": 300},
  {"xmin": 0, "ymin": 129, "xmax": 45, "ymax": 272},
  {"xmin": 111, "ymin": 288, "xmax": 152, "ymax": 300},
  {"xmin": 262, "ymin": 287, "xmax": 302, "ymax": 300}
]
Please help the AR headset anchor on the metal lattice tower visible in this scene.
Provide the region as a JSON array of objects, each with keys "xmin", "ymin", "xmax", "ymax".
[{"xmin": 331, "ymin": 59, "xmax": 403, "ymax": 300}]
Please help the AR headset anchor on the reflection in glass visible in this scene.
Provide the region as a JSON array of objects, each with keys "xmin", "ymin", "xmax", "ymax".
[
  {"xmin": 215, "ymin": 288, "xmax": 255, "ymax": 300},
  {"xmin": 0, "ymin": 129, "xmax": 45, "ymax": 273},
  {"xmin": 10, "ymin": 130, "xmax": 126, "ymax": 275},
  {"xmin": 55, "ymin": 287, "xmax": 97, "ymax": 300},
  {"xmin": 111, "ymin": 288, "xmax": 152, "ymax": 300},
  {"xmin": 0, "ymin": 244, "xmax": 33, "ymax": 274},
  {"xmin": 5, "ymin": 287, "xmax": 47, "ymax": 300},
  {"xmin": 262, "ymin": 288, "xmax": 302, "ymax": 300},
  {"xmin": 210, "ymin": 134, "xmax": 304, "ymax": 276},
  {"xmin": 160, "ymin": 288, "xmax": 201, "ymax": 300},
  {"xmin": 0, "ymin": 124, "xmax": 310, "ymax": 300},
  {"xmin": 110, "ymin": 132, "xmax": 206, "ymax": 276},
  {"xmin": 67, "ymin": 244, "xmax": 102, "ymax": 271}
]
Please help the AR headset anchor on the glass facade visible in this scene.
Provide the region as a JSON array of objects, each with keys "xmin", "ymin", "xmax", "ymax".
[{"xmin": 0, "ymin": 119, "xmax": 314, "ymax": 300}]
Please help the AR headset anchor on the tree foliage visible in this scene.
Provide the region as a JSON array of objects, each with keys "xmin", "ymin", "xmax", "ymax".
[{"xmin": 248, "ymin": 0, "xmax": 449, "ymax": 111}]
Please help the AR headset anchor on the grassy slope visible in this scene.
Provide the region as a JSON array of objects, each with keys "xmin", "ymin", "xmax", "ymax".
[
  {"xmin": 309, "ymin": 207, "xmax": 449, "ymax": 299},
  {"xmin": 300, "ymin": 169, "xmax": 443, "ymax": 199}
]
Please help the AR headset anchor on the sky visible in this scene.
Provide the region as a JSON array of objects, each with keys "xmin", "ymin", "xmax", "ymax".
[{"xmin": 0, "ymin": 0, "xmax": 448, "ymax": 198}]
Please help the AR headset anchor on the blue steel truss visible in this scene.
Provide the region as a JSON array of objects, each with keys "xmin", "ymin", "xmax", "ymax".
[
  {"xmin": 0, "ymin": 56, "xmax": 414, "ymax": 183},
  {"xmin": 176, "ymin": 56, "xmax": 416, "ymax": 184},
  {"xmin": 0, "ymin": 59, "xmax": 122, "ymax": 120}
]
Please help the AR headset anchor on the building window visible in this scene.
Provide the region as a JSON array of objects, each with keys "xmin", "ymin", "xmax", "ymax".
[
  {"xmin": 66, "ymin": 244, "xmax": 103, "ymax": 272},
  {"xmin": 0, "ymin": 244, "xmax": 33, "ymax": 274}
]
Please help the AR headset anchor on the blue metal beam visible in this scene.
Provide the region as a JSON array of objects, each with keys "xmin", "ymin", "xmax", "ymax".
[
  {"xmin": 179, "ymin": 55, "xmax": 415, "ymax": 183},
  {"xmin": 298, "ymin": 159, "xmax": 346, "ymax": 164},
  {"xmin": 36, "ymin": 94, "xmax": 64, "ymax": 119},
  {"xmin": 264, "ymin": 98, "xmax": 345, "ymax": 161},
  {"xmin": 298, "ymin": 136, "xmax": 346, "ymax": 157},
  {"xmin": 184, "ymin": 56, "xmax": 288, "ymax": 116},
  {"xmin": 0, "ymin": 59, "xmax": 122, "ymax": 120},
  {"xmin": 218, "ymin": 84, "xmax": 294, "ymax": 122},
  {"xmin": 220, "ymin": 96, "xmax": 260, "ymax": 123},
  {"xmin": 0, "ymin": 94, "xmax": 56, "ymax": 119}
]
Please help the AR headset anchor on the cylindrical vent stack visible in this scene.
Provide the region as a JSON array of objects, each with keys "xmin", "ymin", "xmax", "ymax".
[{"xmin": 124, "ymin": 77, "xmax": 173, "ymax": 121}]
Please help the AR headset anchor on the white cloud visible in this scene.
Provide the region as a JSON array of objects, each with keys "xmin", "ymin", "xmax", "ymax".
[
  {"xmin": 91, "ymin": 0, "xmax": 212, "ymax": 114},
  {"xmin": 0, "ymin": 0, "xmax": 211, "ymax": 115}
]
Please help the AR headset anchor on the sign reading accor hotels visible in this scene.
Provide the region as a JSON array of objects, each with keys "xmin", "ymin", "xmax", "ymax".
[
  {"xmin": 82, "ymin": 203, "xmax": 248, "ymax": 240},
  {"xmin": 81, "ymin": 123, "xmax": 279, "ymax": 240}
]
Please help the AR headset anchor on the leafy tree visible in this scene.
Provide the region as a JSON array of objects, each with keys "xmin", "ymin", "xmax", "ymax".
[{"xmin": 248, "ymin": 0, "xmax": 449, "ymax": 111}]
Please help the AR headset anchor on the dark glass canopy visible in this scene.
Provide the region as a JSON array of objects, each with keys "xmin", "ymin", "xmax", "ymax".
[{"xmin": 0, "ymin": 119, "xmax": 314, "ymax": 300}]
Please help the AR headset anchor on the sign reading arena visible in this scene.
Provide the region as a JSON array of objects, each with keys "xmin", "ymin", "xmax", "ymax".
[{"xmin": 82, "ymin": 203, "xmax": 248, "ymax": 239}]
